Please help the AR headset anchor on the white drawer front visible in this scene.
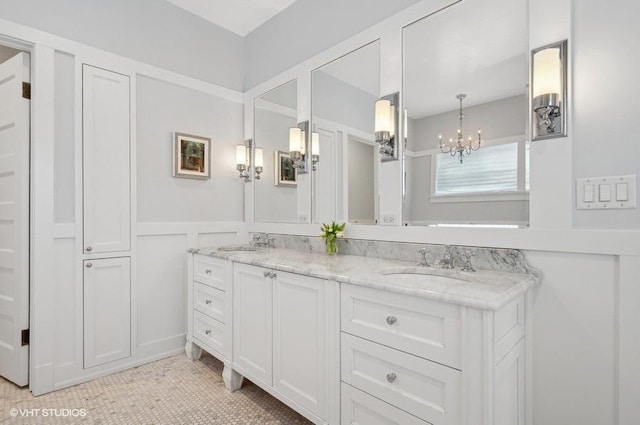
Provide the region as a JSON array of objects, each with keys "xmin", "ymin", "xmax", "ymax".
[
  {"xmin": 341, "ymin": 383, "xmax": 430, "ymax": 425},
  {"xmin": 341, "ymin": 284, "xmax": 462, "ymax": 369},
  {"xmin": 193, "ymin": 310, "xmax": 225, "ymax": 358},
  {"xmin": 341, "ymin": 333, "xmax": 460, "ymax": 425},
  {"xmin": 194, "ymin": 255, "xmax": 226, "ymax": 290},
  {"xmin": 194, "ymin": 282, "xmax": 226, "ymax": 323}
]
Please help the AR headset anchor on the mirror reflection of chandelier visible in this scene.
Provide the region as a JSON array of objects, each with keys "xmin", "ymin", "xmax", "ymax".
[{"xmin": 438, "ymin": 93, "xmax": 482, "ymax": 164}]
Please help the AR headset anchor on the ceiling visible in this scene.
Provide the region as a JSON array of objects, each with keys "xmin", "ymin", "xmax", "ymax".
[
  {"xmin": 404, "ymin": 0, "xmax": 528, "ymax": 119},
  {"xmin": 165, "ymin": 0, "xmax": 299, "ymax": 36}
]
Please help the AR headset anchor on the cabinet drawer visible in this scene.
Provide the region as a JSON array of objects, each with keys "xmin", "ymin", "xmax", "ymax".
[
  {"xmin": 193, "ymin": 310, "xmax": 225, "ymax": 357},
  {"xmin": 194, "ymin": 282, "xmax": 226, "ymax": 323},
  {"xmin": 341, "ymin": 333, "xmax": 461, "ymax": 425},
  {"xmin": 194, "ymin": 255, "xmax": 226, "ymax": 290},
  {"xmin": 341, "ymin": 284, "xmax": 462, "ymax": 369},
  {"xmin": 341, "ymin": 383, "xmax": 430, "ymax": 425}
]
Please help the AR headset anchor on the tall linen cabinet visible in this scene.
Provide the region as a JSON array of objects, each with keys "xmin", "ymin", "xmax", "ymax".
[{"xmin": 81, "ymin": 64, "xmax": 132, "ymax": 369}]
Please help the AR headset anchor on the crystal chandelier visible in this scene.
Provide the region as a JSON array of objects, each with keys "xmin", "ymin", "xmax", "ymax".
[{"xmin": 439, "ymin": 94, "xmax": 482, "ymax": 164}]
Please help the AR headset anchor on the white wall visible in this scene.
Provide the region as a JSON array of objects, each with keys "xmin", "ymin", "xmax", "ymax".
[
  {"xmin": 572, "ymin": 1, "xmax": 640, "ymax": 229},
  {"xmin": 0, "ymin": 0, "xmax": 244, "ymax": 90},
  {"xmin": 136, "ymin": 76, "xmax": 244, "ymax": 222}
]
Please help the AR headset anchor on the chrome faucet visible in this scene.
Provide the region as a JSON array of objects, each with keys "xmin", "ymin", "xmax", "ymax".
[
  {"xmin": 417, "ymin": 248, "xmax": 430, "ymax": 267},
  {"xmin": 440, "ymin": 245, "xmax": 455, "ymax": 269}
]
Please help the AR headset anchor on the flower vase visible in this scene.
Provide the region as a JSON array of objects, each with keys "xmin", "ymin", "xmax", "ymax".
[{"xmin": 326, "ymin": 239, "xmax": 338, "ymax": 255}]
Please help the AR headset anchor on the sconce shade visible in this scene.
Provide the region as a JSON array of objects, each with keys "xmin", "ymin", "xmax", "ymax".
[
  {"xmin": 311, "ymin": 132, "xmax": 319, "ymax": 156},
  {"xmin": 254, "ymin": 147, "xmax": 264, "ymax": 168},
  {"xmin": 289, "ymin": 127, "xmax": 302, "ymax": 152},
  {"xmin": 533, "ymin": 47, "xmax": 561, "ymax": 99},
  {"xmin": 375, "ymin": 99, "xmax": 392, "ymax": 133},
  {"xmin": 235, "ymin": 144, "xmax": 247, "ymax": 166}
]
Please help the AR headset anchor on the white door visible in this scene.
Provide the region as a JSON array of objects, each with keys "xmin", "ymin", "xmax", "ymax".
[
  {"xmin": 0, "ymin": 51, "xmax": 30, "ymax": 386},
  {"xmin": 82, "ymin": 65, "xmax": 130, "ymax": 254},
  {"xmin": 233, "ymin": 263, "xmax": 272, "ymax": 386},
  {"xmin": 273, "ymin": 271, "xmax": 327, "ymax": 419},
  {"xmin": 83, "ymin": 257, "xmax": 131, "ymax": 368}
]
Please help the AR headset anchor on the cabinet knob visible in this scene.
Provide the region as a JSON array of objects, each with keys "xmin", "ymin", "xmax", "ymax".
[
  {"xmin": 263, "ymin": 271, "xmax": 270, "ymax": 278},
  {"xmin": 205, "ymin": 299, "xmax": 212, "ymax": 305},
  {"xmin": 85, "ymin": 246, "xmax": 92, "ymax": 252},
  {"xmin": 386, "ymin": 316, "xmax": 397, "ymax": 325},
  {"xmin": 386, "ymin": 372, "xmax": 397, "ymax": 383},
  {"xmin": 205, "ymin": 329, "xmax": 211, "ymax": 336},
  {"xmin": 271, "ymin": 273, "xmax": 277, "ymax": 279},
  {"xmin": 205, "ymin": 269, "xmax": 212, "ymax": 275},
  {"xmin": 85, "ymin": 263, "xmax": 93, "ymax": 268}
]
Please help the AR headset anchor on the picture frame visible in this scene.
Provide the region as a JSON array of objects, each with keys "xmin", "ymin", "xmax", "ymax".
[
  {"xmin": 274, "ymin": 150, "xmax": 297, "ymax": 187},
  {"xmin": 173, "ymin": 132, "xmax": 211, "ymax": 180}
]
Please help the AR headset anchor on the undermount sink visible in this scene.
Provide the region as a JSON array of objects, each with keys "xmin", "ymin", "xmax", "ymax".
[
  {"xmin": 217, "ymin": 244, "xmax": 259, "ymax": 252},
  {"xmin": 379, "ymin": 267, "xmax": 471, "ymax": 283}
]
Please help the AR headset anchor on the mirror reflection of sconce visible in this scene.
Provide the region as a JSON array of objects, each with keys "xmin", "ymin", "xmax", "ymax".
[
  {"xmin": 531, "ymin": 40, "xmax": 568, "ymax": 140},
  {"xmin": 289, "ymin": 121, "xmax": 309, "ymax": 174},
  {"xmin": 374, "ymin": 92, "xmax": 399, "ymax": 161},
  {"xmin": 236, "ymin": 139, "xmax": 263, "ymax": 181},
  {"xmin": 311, "ymin": 132, "xmax": 320, "ymax": 171},
  {"xmin": 236, "ymin": 140, "xmax": 252, "ymax": 182}
]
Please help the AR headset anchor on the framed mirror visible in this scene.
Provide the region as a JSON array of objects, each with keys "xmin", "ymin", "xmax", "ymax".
[
  {"xmin": 254, "ymin": 79, "xmax": 299, "ymax": 223},
  {"xmin": 403, "ymin": 0, "xmax": 529, "ymax": 227},
  {"xmin": 311, "ymin": 40, "xmax": 380, "ymax": 225}
]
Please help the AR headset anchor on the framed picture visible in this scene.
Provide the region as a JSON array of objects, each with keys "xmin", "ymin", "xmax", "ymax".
[
  {"xmin": 274, "ymin": 150, "xmax": 297, "ymax": 187},
  {"xmin": 173, "ymin": 132, "xmax": 211, "ymax": 179}
]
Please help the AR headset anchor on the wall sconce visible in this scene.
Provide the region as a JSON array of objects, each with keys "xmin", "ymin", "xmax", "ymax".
[
  {"xmin": 254, "ymin": 147, "xmax": 263, "ymax": 180},
  {"xmin": 374, "ymin": 92, "xmax": 399, "ymax": 161},
  {"xmin": 531, "ymin": 40, "xmax": 568, "ymax": 140},
  {"xmin": 235, "ymin": 140, "xmax": 251, "ymax": 182},
  {"xmin": 311, "ymin": 132, "xmax": 320, "ymax": 171},
  {"xmin": 289, "ymin": 121, "xmax": 309, "ymax": 174}
]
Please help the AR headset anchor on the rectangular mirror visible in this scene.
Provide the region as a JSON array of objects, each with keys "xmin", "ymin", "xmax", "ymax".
[
  {"xmin": 254, "ymin": 79, "xmax": 299, "ymax": 223},
  {"xmin": 403, "ymin": 0, "xmax": 529, "ymax": 227},
  {"xmin": 311, "ymin": 40, "xmax": 380, "ymax": 225}
]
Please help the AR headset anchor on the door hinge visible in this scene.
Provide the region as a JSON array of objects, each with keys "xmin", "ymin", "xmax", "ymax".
[
  {"xmin": 21, "ymin": 329, "xmax": 29, "ymax": 346},
  {"xmin": 22, "ymin": 82, "xmax": 31, "ymax": 99}
]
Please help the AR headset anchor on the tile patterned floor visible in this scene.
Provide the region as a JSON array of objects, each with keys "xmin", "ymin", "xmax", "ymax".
[{"xmin": 1, "ymin": 353, "xmax": 311, "ymax": 424}]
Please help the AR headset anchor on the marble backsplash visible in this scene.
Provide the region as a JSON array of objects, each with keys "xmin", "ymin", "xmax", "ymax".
[{"xmin": 253, "ymin": 233, "xmax": 541, "ymax": 277}]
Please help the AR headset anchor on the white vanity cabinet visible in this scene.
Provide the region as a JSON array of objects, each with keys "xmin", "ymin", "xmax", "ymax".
[
  {"xmin": 186, "ymin": 255, "xmax": 232, "ymax": 363},
  {"xmin": 340, "ymin": 283, "xmax": 528, "ymax": 425}
]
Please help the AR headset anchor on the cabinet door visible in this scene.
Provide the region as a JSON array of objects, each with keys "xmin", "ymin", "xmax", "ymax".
[
  {"xmin": 273, "ymin": 271, "xmax": 327, "ymax": 419},
  {"xmin": 233, "ymin": 263, "xmax": 272, "ymax": 386},
  {"xmin": 82, "ymin": 65, "xmax": 130, "ymax": 254},
  {"xmin": 83, "ymin": 257, "xmax": 131, "ymax": 368}
]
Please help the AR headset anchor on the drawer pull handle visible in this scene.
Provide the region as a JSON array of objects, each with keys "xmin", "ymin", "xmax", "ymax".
[
  {"xmin": 205, "ymin": 329, "xmax": 211, "ymax": 336},
  {"xmin": 386, "ymin": 372, "xmax": 397, "ymax": 383},
  {"xmin": 205, "ymin": 269, "xmax": 212, "ymax": 275},
  {"xmin": 205, "ymin": 299, "xmax": 212, "ymax": 305},
  {"xmin": 386, "ymin": 316, "xmax": 397, "ymax": 325}
]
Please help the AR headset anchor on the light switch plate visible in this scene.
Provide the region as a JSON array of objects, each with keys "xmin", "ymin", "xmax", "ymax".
[{"xmin": 577, "ymin": 175, "xmax": 636, "ymax": 210}]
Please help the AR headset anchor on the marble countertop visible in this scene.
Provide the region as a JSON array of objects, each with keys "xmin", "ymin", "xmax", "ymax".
[{"xmin": 190, "ymin": 247, "xmax": 539, "ymax": 311}]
